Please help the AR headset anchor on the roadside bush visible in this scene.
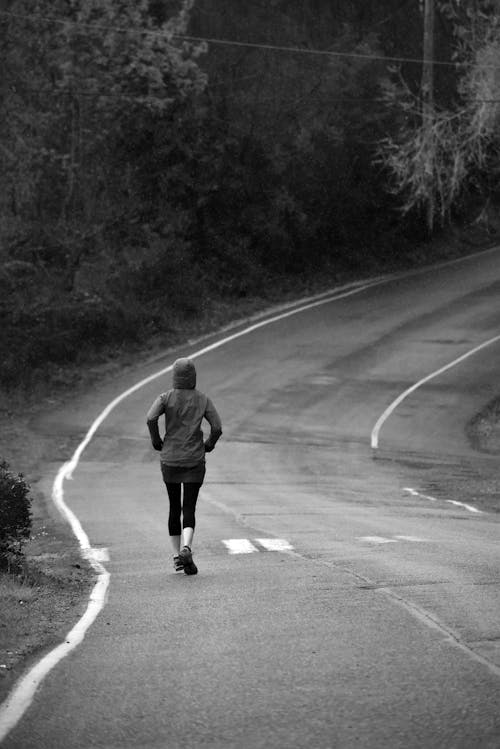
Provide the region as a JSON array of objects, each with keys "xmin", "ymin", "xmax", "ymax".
[{"xmin": 0, "ymin": 461, "xmax": 32, "ymax": 571}]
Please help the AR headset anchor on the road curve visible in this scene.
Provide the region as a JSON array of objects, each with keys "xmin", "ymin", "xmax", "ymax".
[{"xmin": 2, "ymin": 248, "xmax": 500, "ymax": 748}]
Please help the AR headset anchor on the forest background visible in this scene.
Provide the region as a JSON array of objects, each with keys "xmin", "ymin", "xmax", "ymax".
[{"xmin": 1, "ymin": 0, "xmax": 500, "ymax": 391}]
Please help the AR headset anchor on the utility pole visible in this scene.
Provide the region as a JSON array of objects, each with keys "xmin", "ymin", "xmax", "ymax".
[{"xmin": 421, "ymin": 0, "xmax": 435, "ymax": 233}]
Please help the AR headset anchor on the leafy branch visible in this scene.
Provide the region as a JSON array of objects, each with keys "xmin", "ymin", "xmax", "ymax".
[{"xmin": 377, "ymin": 12, "xmax": 500, "ymax": 228}]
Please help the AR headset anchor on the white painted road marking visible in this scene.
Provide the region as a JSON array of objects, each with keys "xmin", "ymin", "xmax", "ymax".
[
  {"xmin": 404, "ymin": 487, "xmax": 437, "ymax": 502},
  {"xmin": 403, "ymin": 487, "xmax": 483, "ymax": 514},
  {"xmin": 222, "ymin": 539, "xmax": 294, "ymax": 553},
  {"xmin": 359, "ymin": 535, "xmax": 428, "ymax": 544},
  {"xmin": 371, "ymin": 334, "xmax": 500, "ymax": 449},
  {"xmin": 445, "ymin": 499, "xmax": 483, "ymax": 514},
  {"xmin": 359, "ymin": 536, "xmax": 398, "ymax": 544},
  {"xmin": 90, "ymin": 547, "xmax": 110, "ymax": 563},
  {"xmin": 255, "ymin": 538, "xmax": 294, "ymax": 551},
  {"xmin": 222, "ymin": 539, "xmax": 259, "ymax": 554}
]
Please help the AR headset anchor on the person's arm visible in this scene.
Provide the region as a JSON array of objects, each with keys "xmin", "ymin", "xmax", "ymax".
[
  {"xmin": 146, "ymin": 395, "xmax": 165, "ymax": 451},
  {"xmin": 204, "ymin": 398, "xmax": 222, "ymax": 452}
]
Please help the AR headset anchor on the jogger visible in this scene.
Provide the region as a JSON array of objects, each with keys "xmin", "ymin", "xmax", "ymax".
[{"xmin": 146, "ymin": 357, "xmax": 222, "ymax": 575}]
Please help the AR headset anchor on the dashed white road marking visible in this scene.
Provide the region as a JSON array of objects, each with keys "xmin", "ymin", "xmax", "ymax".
[
  {"xmin": 371, "ymin": 334, "xmax": 500, "ymax": 449},
  {"xmin": 403, "ymin": 487, "xmax": 483, "ymax": 514},
  {"xmin": 359, "ymin": 536, "xmax": 398, "ymax": 544},
  {"xmin": 404, "ymin": 487, "xmax": 437, "ymax": 502},
  {"xmin": 359, "ymin": 535, "xmax": 428, "ymax": 545},
  {"xmin": 444, "ymin": 499, "xmax": 482, "ymax": 514},
  {"xmin": 223, "ymin": 539, "xmax": 259, "ymax": 554},
  {"xmin": 255, "ymin": 538, "xmax": 294, "ymax": 551},
  {"xmin": 222, "ymin": 538, "xmax": 294, "ymax": 553}
]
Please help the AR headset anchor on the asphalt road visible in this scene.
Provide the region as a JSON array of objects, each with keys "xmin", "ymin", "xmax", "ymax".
[{"xmin": 3, "ymin": 248, "xmax": 500, "ymax": 748}]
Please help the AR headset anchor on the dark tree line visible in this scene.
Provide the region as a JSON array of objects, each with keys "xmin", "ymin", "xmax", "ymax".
[{"xmin": 1, "ymin": 0, "xmax": 499, "ymax": 387}]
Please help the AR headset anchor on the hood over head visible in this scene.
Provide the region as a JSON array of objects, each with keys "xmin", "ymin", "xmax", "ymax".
[{"xmin": 172, "ymin": 357, "xmax": 196, "ymax": 389}]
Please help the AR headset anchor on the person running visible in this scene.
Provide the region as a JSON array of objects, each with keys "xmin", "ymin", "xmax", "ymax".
[{"xmin": 146, "ymin": 357, "xmax": 222, "ymax": 575}]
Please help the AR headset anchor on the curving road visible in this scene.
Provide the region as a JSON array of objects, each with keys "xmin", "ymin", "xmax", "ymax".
[{"xmin": 2, "ymin": 248, "xmax": 500, "ymax": 748}]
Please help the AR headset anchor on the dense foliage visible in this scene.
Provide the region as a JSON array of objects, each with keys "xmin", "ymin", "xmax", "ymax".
[
  {"xmin": 1, "ymin": 0, "xmax": 499, "ymax": 387},
  {"xmin": 0, "ymin": 461, "xmax": 32, "ymax": 570}
]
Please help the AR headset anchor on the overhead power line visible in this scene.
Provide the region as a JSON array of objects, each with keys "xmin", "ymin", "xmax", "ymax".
[
  {"xmin": 175, "ymin": 34, "xmax": 461, "ymax": 69},
  {"xmin": 0, "ymin": 8, "xmax": 485, "ymax": 71}
]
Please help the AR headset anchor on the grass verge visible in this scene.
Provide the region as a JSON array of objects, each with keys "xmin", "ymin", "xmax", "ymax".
[{"xmin": 0, "ymin": 521, "xmax": 92, "ymax": 701}]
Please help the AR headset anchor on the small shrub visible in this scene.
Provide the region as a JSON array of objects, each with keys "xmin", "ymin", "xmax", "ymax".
[{"xmin": 0, "ymin": 460, "xmax": 32, "ymax": 571}]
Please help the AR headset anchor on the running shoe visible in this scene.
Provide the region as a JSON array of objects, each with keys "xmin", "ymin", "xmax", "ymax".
[
  {"xmin": 173, "ymin": 555, "xmax": 184, "ymax": 572},
  {"xmin": 179, "ymin": 545, "xmax": 198, "ymax": 575}
]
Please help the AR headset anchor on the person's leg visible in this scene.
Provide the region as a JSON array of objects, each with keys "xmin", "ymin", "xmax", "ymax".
[
  {"xmin": 165, "ymin": 482, "xmax": 182, "ymax": 555},
  {"xmin": 179, "ymin": 483, "xmax": 202, "ymax": 574},
  {"xmin": 181, "ymin": 482, "xmax": 201, "ymax": 549}
]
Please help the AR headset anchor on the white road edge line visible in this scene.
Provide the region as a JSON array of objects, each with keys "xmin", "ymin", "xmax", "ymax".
[
  {"xmin": 0, "ymin": 246, "xmax": 498, "ymax": 742},
  {"xmin": 371, "ymin": 334, "xmax": 500, "ymax": 450}
]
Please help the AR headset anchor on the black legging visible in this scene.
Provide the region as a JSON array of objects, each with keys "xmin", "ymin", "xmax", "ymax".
[{"xmin": 165, "ymin": 483, "xmax": 201, "ymax": 536}]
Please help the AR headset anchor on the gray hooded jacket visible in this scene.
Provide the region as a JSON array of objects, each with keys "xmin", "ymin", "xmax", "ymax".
[{"xmin": 146, "ymin": 358, "xmax": 222, "ymax": 466}]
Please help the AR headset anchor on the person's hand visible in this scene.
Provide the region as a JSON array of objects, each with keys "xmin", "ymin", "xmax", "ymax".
[
  {"xmin": 204, "ymin": 441, "xmax": 214, "ymax": 453},
  {"xmin": 152, "ymin": 440, "xmax": 163, "ymax": 451}
]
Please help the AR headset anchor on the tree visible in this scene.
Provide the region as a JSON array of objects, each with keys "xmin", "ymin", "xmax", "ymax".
[
  {"xmin": 421, "ymin": 0, "xmax": 436, "ymax": 232},
  {"xmin": 1, "ymin": 0, "xmax": 207, "ymax": 286},
  {"xmin": 377, "ymin": 0, "xmax": 500, "ymax": 230}
]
